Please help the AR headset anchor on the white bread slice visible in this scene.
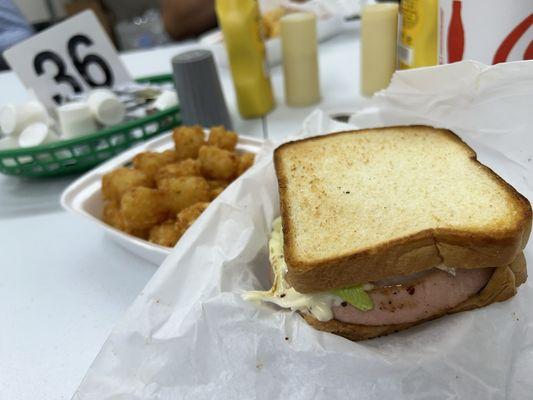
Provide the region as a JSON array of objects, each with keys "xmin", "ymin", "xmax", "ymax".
[
  {"xmin": 274, "ymin": 126, "xmax": 531, "ymax": 293},
  {"xmin": 302, "ymin": 253, "xmax": 527, "ymax": 341}
]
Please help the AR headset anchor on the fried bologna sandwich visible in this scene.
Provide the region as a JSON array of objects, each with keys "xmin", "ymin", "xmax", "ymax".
[{"xmin": 244, "ymin": 126, "xmax": 532, "ymax": 341}]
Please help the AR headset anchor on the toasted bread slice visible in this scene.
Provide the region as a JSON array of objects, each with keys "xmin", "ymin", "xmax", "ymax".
[
  {"xmin": 274, "ymin": 126, "xmax": 531, "ymax": 293},
  {"xmin": 302, "ymin": 253, "xmax": 527, "ymax": 341}
]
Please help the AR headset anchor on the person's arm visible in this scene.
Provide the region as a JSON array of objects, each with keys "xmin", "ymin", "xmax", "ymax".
[
  {"xmin": 0, "ymin": 0, "xmax": 33, "ymax": 53},
  {"xmin": 161, "ymin": 0, "xmax": 217, "ymax": 41}
]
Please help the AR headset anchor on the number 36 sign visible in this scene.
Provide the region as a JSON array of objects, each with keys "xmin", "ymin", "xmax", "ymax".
[{"xmin": 4, "ymin": 10, "xmax": 131, "ymax": 111}]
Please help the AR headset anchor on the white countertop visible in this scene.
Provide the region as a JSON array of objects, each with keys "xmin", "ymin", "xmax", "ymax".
[{"xmin": 0, "ymin": 26, "xmax": 361, "ymax": 400}]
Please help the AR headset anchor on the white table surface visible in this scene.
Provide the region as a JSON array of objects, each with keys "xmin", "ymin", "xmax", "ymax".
[{"xmin": 0, "ymin": 26, "xmax": 361, "ymax": 400}]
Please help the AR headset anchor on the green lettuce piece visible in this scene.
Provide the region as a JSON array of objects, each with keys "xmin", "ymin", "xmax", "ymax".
[{"xmin": 333, "ymin": 285, "xmax": 374, "ymax": 311}]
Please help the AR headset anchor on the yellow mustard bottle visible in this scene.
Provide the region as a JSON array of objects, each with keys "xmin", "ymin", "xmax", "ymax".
[
  {"xmin": 215, "ymin": 0, "xmax": 275, "ymax": 118},
  {"xmin": 398, "ymin": 0, "xmax": 438, "ymax": 69}
]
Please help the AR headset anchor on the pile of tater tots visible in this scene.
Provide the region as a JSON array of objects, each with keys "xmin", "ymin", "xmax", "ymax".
[{"xmin": 101, "ymin": 125, "xmax": 255, "ymax": 247}]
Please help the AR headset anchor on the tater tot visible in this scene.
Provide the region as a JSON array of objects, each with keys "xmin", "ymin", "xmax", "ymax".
[
  {"xmin": 149, "ymin": 219, "xmax": 181, "ymax": 247},
  {"xmin": 102, "ymin": 201, "xmax": 126, "ymax": 230},
  {"xmin": 125, "ymin": 226, "xmax": 151, "ymax": 239},
  {"xmin": 208, "ymin": 126, "xmax": 238, "ymax": 151},
  {"xmin": 102, "ymin": 167, "xmax": 152, "ymax": 203},
  {"xmin": 121, "ymin": 187, "xmax": 169, "ymax": 231},
  {"xmin": 157, "ymin": 176, "xmax": 210, "ymax": 214},
  {"xmin": 237, "ymin": 152, "xmax": 255, "ymax": 176},
  {"xmin": 133, "ymin": 151, "xmax": 177, "ymax": 181},
  {"xmin": 207, "ymin": 179, "xmax": 230, "ymax": 200},
  {"xmin": 209, "ymin": 187, "xmax": 225, "ymax": 200},
  {"xmin": 198, "ymin": 145, "xmax": 237, "ymax": 180},
  {"xmin": 207, "ymin": 179, "xmax": 230, "ymax": 190},
  {"xmin": 162, "ymin": 149, "xmax": 178, "ymax": 160},
  {"xmin": 154, "ymin": 159, "xmax": 201, "ymax": 183},
  {"xmin": 172, "ymin": 125, "xmax": 205, "ymax": 160},
  {"xmin": 102, "ymin": 200, "xmax": 150, "ymax": 238},
  {"xmin": 175, "ymin": 202, "xmax": 210, "ymax": 235},
  {"xmin": 100, "ymin": 125, "xmax": 253, "ymax": 243}
]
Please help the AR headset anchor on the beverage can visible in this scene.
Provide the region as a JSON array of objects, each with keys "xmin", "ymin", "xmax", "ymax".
[
  {"xmin": 398, "ymin": 0, "xmax": 439, "ymax": 69},
  {"xmin": 439, "ymin": 0, "xmax": 533, "ymax": 65}
]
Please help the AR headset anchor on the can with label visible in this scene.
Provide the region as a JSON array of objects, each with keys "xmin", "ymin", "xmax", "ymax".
[
  {"xmin": 439, "ymin": 0, "xmax": 533, "ymax": 65},
  {"xmin": 398, "ymin": 0, "xmax": 439, "ymax": 69}
]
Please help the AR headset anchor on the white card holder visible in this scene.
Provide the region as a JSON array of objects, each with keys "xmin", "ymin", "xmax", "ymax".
[{"xmin": 4, "ymin": 10, "xmax": 132, "ymax": 112}]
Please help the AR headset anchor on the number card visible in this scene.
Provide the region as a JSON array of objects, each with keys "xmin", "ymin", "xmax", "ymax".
[{"xmin": 4, "ymin": 10, "xmax": 132, "ymax": 111}]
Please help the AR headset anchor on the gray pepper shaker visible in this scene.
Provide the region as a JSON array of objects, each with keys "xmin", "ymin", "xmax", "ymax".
[{"xmin": 171, "ymin": 49, "xmax": 233, "ymax": 129}]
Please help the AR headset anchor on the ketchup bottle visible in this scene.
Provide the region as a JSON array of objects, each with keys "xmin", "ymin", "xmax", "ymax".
[{"xmin": 447, "ymin": 0, "xmax": 464, "ymax": 63}]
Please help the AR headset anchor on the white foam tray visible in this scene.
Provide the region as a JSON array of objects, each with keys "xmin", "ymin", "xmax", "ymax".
[{"xmin": 60, "ymin": 132, "xmax": 264, "ymax": 265}]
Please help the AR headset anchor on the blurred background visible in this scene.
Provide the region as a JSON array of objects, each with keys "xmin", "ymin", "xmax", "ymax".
[{"xmin": 1, "ymin": 0, "xmax": 226, "ymax": 70}]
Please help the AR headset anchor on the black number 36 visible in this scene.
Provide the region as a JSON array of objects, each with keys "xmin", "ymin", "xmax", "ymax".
[{"xmin": 33, "ymin": 34, "xmax": 114, "ymax": 105}]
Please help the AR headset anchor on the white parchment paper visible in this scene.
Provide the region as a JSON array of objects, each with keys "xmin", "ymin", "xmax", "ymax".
[{"xmin": 74, "ymin": 61, "xmax": 533, "ymax": 400}]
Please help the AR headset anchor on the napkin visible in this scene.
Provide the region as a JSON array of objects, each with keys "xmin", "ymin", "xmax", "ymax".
[{"xmin": 74, "ymin": 60, "xmax": 533, "ymax": 400}]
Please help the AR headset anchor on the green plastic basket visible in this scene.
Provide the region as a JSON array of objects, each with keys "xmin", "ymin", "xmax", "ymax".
[{"xmin": 0, "ymin": 74, "xmax": 181, "ymax": 177}]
